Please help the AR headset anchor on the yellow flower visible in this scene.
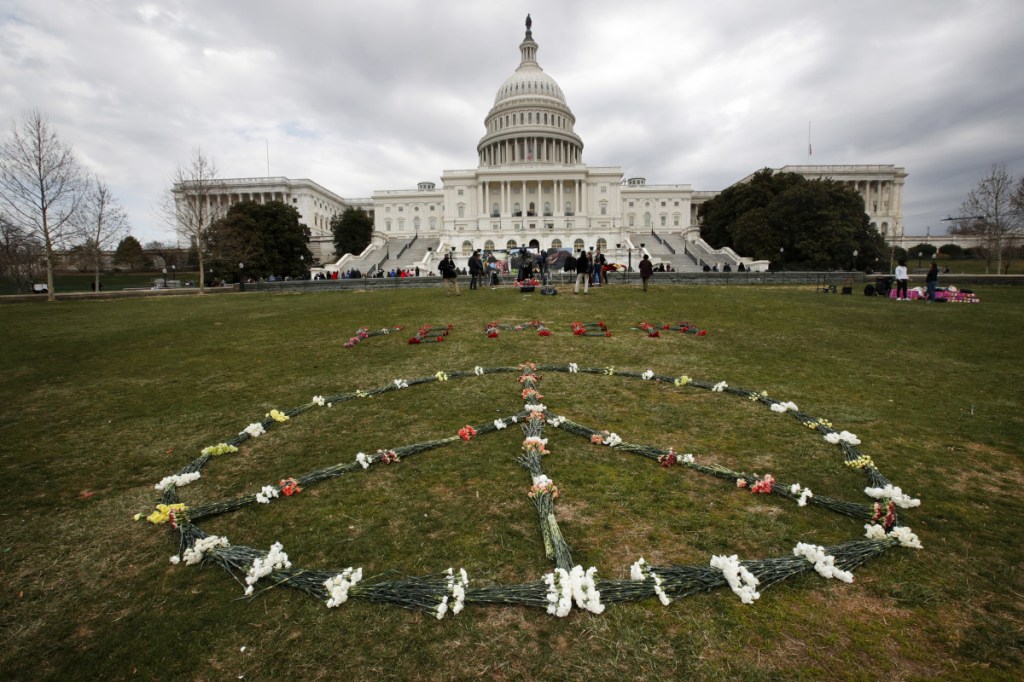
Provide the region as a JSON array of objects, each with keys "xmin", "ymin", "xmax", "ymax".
[
  {"xmin": 674, "ymin": 375, "xmax": 691, "ymax": 386},
  {"xmin": 355, "ymin": 389, "xmax": 370, "ymax": 398},
  {"xmin": 435, "ymin": 371, "xmax": 449, "ymax": 382},
  {"xmin": 201, "ymin": 443, "xmax": 239, "ymax": 456},
  {"xmin": 267, "ymin": 409, "xmax": 289, "ymax": 423},
  {"xmin": 145, "ymin": 503, "xmax": 188, "ymax": 525},
  {"xmin": 603, "ymin": 366, "xmax": 615, "ymax": 376}
]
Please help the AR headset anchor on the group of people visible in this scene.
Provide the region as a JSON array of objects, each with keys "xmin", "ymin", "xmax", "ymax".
[
  {"xmin": 893, "ymin": 258, "xmax": 940, "ymax": 301},
  {"xmin": 701, "ymin": 262, "xmax": 744, "ymax": 272}
]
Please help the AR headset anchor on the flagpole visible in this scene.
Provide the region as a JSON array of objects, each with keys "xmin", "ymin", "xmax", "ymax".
[
  {"xmin": 807, "ymin": 121, "xmax": 812, "ymax": 160},
  {"xmin": 266, "ymin": 139, "xmax": 271, "ymax": 177}
]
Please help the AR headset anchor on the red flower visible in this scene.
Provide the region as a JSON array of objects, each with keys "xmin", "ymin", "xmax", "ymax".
[
  {"xmin": 538, "ymin": 330, "xmax": 551, "ymax": 336},
  {"xmin": 279, "ymin": 478, "xmax": 302, "ymax": 496},
  {"xmin": 488, "ymin": 331, "xmax": 499, "ymax": 338},
  {"xmin": 458, "ymin": 425, "xmax": 478, "ymax": 441},
  {"xmin": 697, "ymin": 330, "xmax": 708, "ymax": 336},
  {"xmin": 436, "ymin": 336, "xmax": 444, "ymax": 342},
  {"xmin": 408, "ymin": 338, "xmax": 420, "ymax": 344}
]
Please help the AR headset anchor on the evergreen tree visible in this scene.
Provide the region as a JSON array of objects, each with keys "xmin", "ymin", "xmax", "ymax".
[
  {"xmin": 114, "ymin": 235, "xmax": 149, "ymax": 271},
  {"xmin": 208, "ymin": 200, "xmax": 312, "ymax": 279},
  {"xmin": 331, "ymin": 207, "xmax": 373, "ymax": 258}
]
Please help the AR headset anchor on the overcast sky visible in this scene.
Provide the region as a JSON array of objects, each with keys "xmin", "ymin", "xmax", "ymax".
[{"xmin": 3, "ymin": 0, "xmax": 1023, "ymax": 243}]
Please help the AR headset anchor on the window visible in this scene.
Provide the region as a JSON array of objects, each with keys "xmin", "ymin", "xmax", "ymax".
[
  {"xmin": 661, "ymin": 201, "xmax": 666, "ymax": 207},
  {"xmin": 492, "ymin": 202, "xmax": 500, "ymax": 216},
  {"xmin": 386, "ymin": 219, "xmax": 392, "ymax": 231},
  {"xmin": 573, "ymin": 239, "xmax": 585, "ymax": 251},
  {"xmin": 457, "ymin": 203, "xmax": 465, "ymax": 218},
  {"xmin": 564, "ymin": 201, "xmax": 573, "ymax": 215},
  {"xmin": 674, "ymin": 201, "xmax": 680, "ymax": 207},
  {"xmin": 462, "ymin": 240, "xmax": 473, "ymax": 256},
  {"xmin": 601, "ymin": 185, "xmax": 607, "ymax": 193},
  {"xmin": 660, "ymin": 215, "xmax": 666, "ymax": 227},
  {"xmin": 628, "ymin": 214, "xmax": 635, "ymax": 227},
  {"xmin": 673, "ymin": 214, "xmax": 680, "ymax": 227},
  {"xmin": 644, "ymin": 213, "xmax": 652, "ymax": 227},
  {"xmin": 386, "ymin": 206, "xmax": 391, "ymax": 212},
  {"xmin": 551, "ymin": 239, "xmax": 562, "ymax": 248},
  {"xmin": 543, "ymin": 201, "xmax": 551, "ymax": 216},
  {"xmin": 507, "ymin": 239, "xmax": 518, "ymax": 250},
  {"xmin": 484, "ymin": 240, "xmax": 495, "ymax": 250},
  {"xmin": 430, "ymin": 205, "xmax": 435, "ymax": 211},
  {"xmin": 414, "ymin": 206, "xmax": 419, "ymax": 212},
  {"xmin": 398, "ymin": 219, "xmax": 404, "ymax": 231},
  {"xmin": 457, "ymin": 189, "xmax": 464, "ymax": 196},
  {"xmin": 600, "ymin": 201, "xmax": 607, "ymax": 215},
  {"xmin": 566, "ymin": 221, "xmax": 573, "ymax": 230},
  {"xmin": 628, "ymin": 201, "xmax": 633, "ymax": 207},
  {"xmin": 399, "ymin": 206, "xmax": 403, "ymax": 212},
  {"xmin": 528, "ymin": 112, "xmax": 532, "ymax": 123},
  {"xmin": 513, "ymin": 202, "xmax": 521, "ymax": 216},
  {"xmin": 597, "ymin": 238, "xmax": 607, "ymax": 251},
  {"xmin": 429, "ymin": 217, "xmax": 437, "ymax": 230},
  {"xmin": 414, "ymin": 217, "xmax": 421, "ymax": 231}
]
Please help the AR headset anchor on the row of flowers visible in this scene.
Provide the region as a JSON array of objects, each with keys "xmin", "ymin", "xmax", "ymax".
[
  {"xmin": 408, "ymin": 323, "xmax": 452, "ymax": 344},
  {"xmin": 634, "ymin": 321, "xmax": 708, "ymax": 337},
  {"xmin": 343, "ymin": 325, "xmax": 403, "ymax": 348},
  {"xmin": 485, "ymin": 320, "xmax": 552, "ymax": 338}
]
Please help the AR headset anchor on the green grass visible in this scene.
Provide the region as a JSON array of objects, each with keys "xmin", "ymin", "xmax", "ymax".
[
  {"xmin": 1, "ymin": 270, "xmax": 202, "ymax": 295},
  {"xmin": 1, "ymin": 283, "xmax": 1022, "ymax": 680}
]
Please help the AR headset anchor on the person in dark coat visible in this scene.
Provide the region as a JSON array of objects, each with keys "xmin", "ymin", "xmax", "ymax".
[
  {"xmin": 468, "ymin": 250, "xmax": 483, "ymax": 290},
  {"xmin": 439, "ymin": 253, "xmax": 460, "ymax": 296},
  {"xmin": 926, "ymin": 261, "xmax": 939, "ymax": 301},
  {"xmin": 574, "ymin": 249, "xmax": 590, "ymax": 294},
  {"xmin": 638, "ymin": 254, "xmax": 654, "ymax": 292}
]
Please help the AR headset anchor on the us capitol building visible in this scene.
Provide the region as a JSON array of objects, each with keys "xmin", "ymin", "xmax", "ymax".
[{"xmin": 191, "ymin": 17, "xmax": 907, "ymax": 274}]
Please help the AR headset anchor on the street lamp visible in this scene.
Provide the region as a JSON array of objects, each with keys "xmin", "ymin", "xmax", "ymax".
[
  {"xmin": 171, "ymin": 264, "xmax": 176, "ymax": 283},
  {"xmin": 778, "ymin": 246, "xmax": 784, "ymax": 271},
  {"xmin": 239, "ymin": 262, "xmax": 244, "ymax": 292},
  {"xmin": 852, "ymin": 249, "xmax": 858, "ymax": 272},
  {"xmin": 161, "ymin": 267, "xmax": 167, "ymax": 288},
  {"xmin": 917, "ymin": 251, "xmax": 922, "ymax": 268}
]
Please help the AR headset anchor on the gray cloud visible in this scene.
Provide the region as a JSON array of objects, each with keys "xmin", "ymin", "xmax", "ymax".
[{"xmin": 2, "ymin": 0, "xmax": 1021, "ymax": 241}]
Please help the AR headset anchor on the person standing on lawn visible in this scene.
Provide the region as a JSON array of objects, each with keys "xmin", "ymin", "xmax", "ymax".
[
  {"xmin": 468, "ymin": 250, "xmax": 482, "ymax": 290},
  {"xmin": 439, "ymin": 253, "xmax": 460, "ymax": 296},
  {"xmin": 926, "ymin": 261, "xmax": 938, "ymax": 302},
  {"xmin": 894, "ymin": 258, "xmax": 909, "ymax": 300},
  {"xmin": 639, "ymin": 254, "xmax": 654, "ymax": 291},
  {"xmin": 574, "ymin": 249, "xmax": 590, "ymax": 294}
]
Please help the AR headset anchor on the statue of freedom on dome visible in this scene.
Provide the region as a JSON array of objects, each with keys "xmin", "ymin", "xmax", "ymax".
[{"xmin": 526, "ymin": 14, "xmax": 532, "ymax": 31}]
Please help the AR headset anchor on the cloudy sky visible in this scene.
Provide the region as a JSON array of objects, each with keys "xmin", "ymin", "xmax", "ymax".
[{"xmin": 3, "ymin": 0, "xmax": 1022, "ymax": 243}]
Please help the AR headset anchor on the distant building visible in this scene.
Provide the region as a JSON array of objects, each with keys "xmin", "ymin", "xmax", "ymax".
[{"xmin": 188, "ymin": 18, "xmax": 906, "ymax": 273}]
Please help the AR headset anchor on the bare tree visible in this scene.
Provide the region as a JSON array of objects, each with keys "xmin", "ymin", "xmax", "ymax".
[
  {"xmin": 160, "ymin": 148, "xmax": 224, "ymax": 292},
  {"xmin": 0, "ymin": 110, "xmax": 87, "ymax": 300},
  {"xmin": 76, "ymin": 177, "xmax": 130, "ymax": 292},
  {"xmin": 952, "ymin": 164, "xmax": 1024, "ymax": 274},
  {"xmin": 0, "ymin": 217, "xmax": 44, "ymax": 293}
]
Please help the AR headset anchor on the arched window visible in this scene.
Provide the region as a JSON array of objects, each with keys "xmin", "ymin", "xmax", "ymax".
[
  {"xmin": 528, "ymin": 202, "xmax": 535, "ymax": 216},
  {"xmin": 673, "ymin": 213, "xmax": 681, "ymax": 227},
  {"xmin": 457, "ymin": 203, "xmax": 465, "ymax": 218},
  {"xmin": 660, "ymin": 215, "xmax": 666, "ymax": 227},
  {"xmin": 543, "ymin": 201, "xmax": 551, "ymax": 216},
  {"xmin": 484, "ymin": 240, "xmax": 495, "ymax": 251},
  {"xmin": 564, "ymin": 200, "xmax": 573, "ymax": 215},
  {"xmin": 528, "ymin": 112, "xmax": 532, "ymax": 123},
  {"xmin": 551, "ymin": 239, "xmax": 562, "ymax": 249},
  {"xmin": 600, "ymin": 201, "xmax": 608, "ymax": 216},
  {"xmin": 573, "ymin": 238, "xmax": 585, "ymax": 252},
  {"xmin": 398, "ymin": 218, "xmax": 405, "ymax": 231},
  {"xmin": 492, "ymin": 202, "xmax": 500, "ymax": 216},
  {"xmin": 507, "ymin": 239, "xmax": 518, "ymax": 250},
  {"xmin": 513, "ymin": 202, "xmax": 521, "ymax": 216},
  {"xmin": 644, "ymin": 213, "xmax": 652, "ymax": 227},
  {"xmin": 462, "ymin": 240, "xmax": 473, "ymax": 256},
  {"xmin": 881, "ymin": 222, "xmax": 889, "ymax": 236},
  {"xmin": 597, "ymin": 238, "xmax": 607, "ymax": 251},
  {"xmin": 628, "ymin": 214, "xmax": 635, "ymax": 227},
  {"xmin": 385, "ymin": 219, "xmax": 392, "ymax": 231},
  {"xmin": 413, "ymin": 217, "xmax": 420, "ymax": 232},
  {"xmin": 544, "ymin": 113, "xmax": 548, "ymax": 124}
]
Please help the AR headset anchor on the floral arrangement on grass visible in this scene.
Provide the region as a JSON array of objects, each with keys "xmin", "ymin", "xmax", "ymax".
[
  {"xmin": 485, "ymin": 320, "xmax": 552, "ymax": 338},
  {"xmin": 633, "ymin": 321, "xmax": 707, "ymax": 337},
  {"xmin": 343, "ymin": 325, "xmax": 403, "ymax": 348},
  {"xmin": 408, "ymin": 324, "xmax": 452, "ymax": 344},
  {"xmin": 570, "ymin": 321, "xmax": 610, "ymax": 337},
  {"xmin": 513, "ymin": 278, "xmax": 541, "ymax": 288},
  {"xmin": 139, "ymin": 359, "xmax": 921, "ymax": 617}
]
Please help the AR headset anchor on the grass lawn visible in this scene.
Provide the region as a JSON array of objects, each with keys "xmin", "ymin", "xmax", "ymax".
[{"xmin": 1, "ymin": 282, "xmax": 1022, "ymax": 680}]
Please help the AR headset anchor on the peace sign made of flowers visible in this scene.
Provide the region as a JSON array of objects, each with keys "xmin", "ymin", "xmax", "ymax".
[{"xmin": 139, "ymin": 362, "xmax": 922, "ymax": 619}]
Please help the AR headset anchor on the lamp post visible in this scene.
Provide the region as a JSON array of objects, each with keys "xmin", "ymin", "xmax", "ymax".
[
  {"xmin": 852, "ymin": 249, "xmax": 858, "ymax": 272},
  {"xmin": 171, "ymin": 264, "xmax": 176, "ymax": 284},
  {"xmin": 917, "ymin": 251, "xmax": 922, "ymax": 268},
  {"xmin": 778, "ymin": 246, "xmax": 784, "ymax": 271},
  {"xmin": 239, "ymin": 263, "xmax": 244, "ymax": 292}
]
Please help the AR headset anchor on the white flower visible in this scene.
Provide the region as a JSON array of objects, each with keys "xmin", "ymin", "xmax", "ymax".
[
  {"xmin": 255, "ymin": 484, "xmax": 279, "ymax": 504},
  {"xmin": 789, "ymin": 483, "xmax": 813, "ymax": 507},
  {"xmin": 641, "ymin": 369, "xmax": 654, "ymax": 381},
  {"xmin": 681, "ymin": 453, "xmax": 695, "ymax": 464},
  {"xmin": 474, "ymin": 366, "xmax": 485, "ymax": 376},
  {"xmin": 864, "ymin": 523, "xmax": 888, "ymax": 540},
  {"xmin": 169, "ymin": 555, "xmax": 180, "ymax": 564},
  {"xmin": 630, "ymin": 558, "xmax": 648, "ymax": 582},
  {"xmin": 243, "ymin": 542, "xmax": 291, "ymax": 594},
  {"xmin": 393, "ymin": 379, "xmax": 409, "ymax": 389},
  {"xmin": 355, "ymin": 452, "xmax": 370, "ymax": 469},
  {"xmin": 182, "ymin": 535, "xmax": 229, "ymax": 566},
  {"xmin": 528, "ymin": 403, "xmax": 547, "ymax": 413},
  {"xmin": 543, "ymin": 568, "xmax": 574, "ymax": 617},
  {"xmin": 242, "ymin": 422, "xmax": 265, "ymax": 438},
  {"xmin": 710, "ymin": 554, "xmax": 760, "ymax": 604},
  {"xmin": 532, "ymin": 474, "xmax": 552, "ymax": 486},
  {"xmin": 603, "ymin": 432, "xmax": 622, "ymax": 447},
  {"xmin": 838, "ymin": 430, "xmax": 861, "ymax": 445},
  {"xmin": 771, "ymin": 403, "xmax": 788, "ymax": 413},
  {"xmin": 568, "ymin": 565, "xmax": 605, "ymax": 614},
  {"xmin": 546, "ymin": 415, "xmax": 565, "ymax": 427},
  {"xmin": 523, "ymin": 436, "xmax": 548, "ymax": 449},
  {"xmin": 793, "ymin": 543, "xmax": 854, "ymax": 583},
  {"xmin": 824, "ymin": 432, "xmax": 841, "ymax": 444},
  {"xmin": 864, "ymin": 484, "xmax": 921, "ymax": 509},
  {"xmin": 712, "ymin": 381, "xmax": 728, "ymax": 392},
  {"xmin": 782, "ymin": 401, "xmax": 799, "ymax": 412},
  {"xmin": 568, "ymin": 363, "xmax": 579, "ymax": 373},
  {"xmin": 888, "ymin": 526, "xmax": 923, "ymax": 549},
  {"xmin": 312, "ymin": 395, "xmax": 325, "ymax": 406},
  {"xmin": 493, "ymin": 418, "xmax": 507, "ymax": 430},
  {"xmin": 324, "ymin": 567, "xmax": 363, "ymax": 608},
  {"xmin": 154, "ymin": 471, "xmax": 201, "ymax": 492}
]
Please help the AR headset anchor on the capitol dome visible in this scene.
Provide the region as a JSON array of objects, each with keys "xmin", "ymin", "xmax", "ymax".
[{"xmin": 477, "ymin": 17, "xmax": 583, "ymax": 168}]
